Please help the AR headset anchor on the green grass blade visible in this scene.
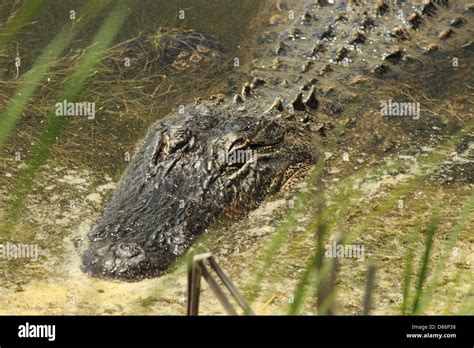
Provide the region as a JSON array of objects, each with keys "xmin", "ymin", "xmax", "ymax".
[
  {"xmin": 411, "ymin": 208, "xmax": 439, "ymax": 314},
  {"xmin": 0, "ymin": 0, "xmax": 111, "ymax": 152},
  {"xmin": 2, "ymin": 0, "xmax": 131, "ymax": 226},
  {"xmin": 400, "ymin": 227, "xmax": 417, "ymax": 315},
  {"xmin": 0, "ymin": 0, "xmax": 48, "ymax": 47},
  {"xmin": 416, "ymin": 193, "xmax": 474, "ymax": 313}
]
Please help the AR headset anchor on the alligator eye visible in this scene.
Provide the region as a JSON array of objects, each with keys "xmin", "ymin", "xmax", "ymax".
[
  {"xmin": 166, "ymin": 127, "xmax": 191, "ymax": 153},
  {"xmin": 151, "ymin": 128, "xmax": 191, "ymax": 166},
  {"xmin": 151, "ymin": 132, "xmax": 170, "ymax": 165},
  {"xmin": 228, "ymin": 137, "xmax": 249, "ymax": 153}
]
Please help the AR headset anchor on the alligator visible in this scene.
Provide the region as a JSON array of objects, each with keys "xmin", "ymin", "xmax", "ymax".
[{"xmin": 82, "ymin": 0, "xmax": 473, "ymax": 280}]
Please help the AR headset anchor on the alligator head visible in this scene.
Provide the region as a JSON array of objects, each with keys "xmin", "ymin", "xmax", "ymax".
[{"xmin": 82, "ymin": 103, "xmax": 316, "ymax": 280}]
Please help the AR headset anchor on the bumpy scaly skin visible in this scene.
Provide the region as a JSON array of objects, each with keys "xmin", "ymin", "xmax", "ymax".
[{"xmin": 82, "ymin": 0, "xmax": 473, "ymax": 280}]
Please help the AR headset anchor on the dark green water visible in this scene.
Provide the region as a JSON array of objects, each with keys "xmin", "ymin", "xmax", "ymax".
[{"xmin": 1, "ymin": 0, "xmax": 266, "ymax": 71}]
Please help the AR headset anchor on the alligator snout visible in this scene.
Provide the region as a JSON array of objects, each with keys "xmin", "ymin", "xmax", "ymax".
[{"xmin": 83, "ymin": 242, "xmax": 148, "ymax": 279}]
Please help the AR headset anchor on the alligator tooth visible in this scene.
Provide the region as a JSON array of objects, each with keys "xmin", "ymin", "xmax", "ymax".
[
  {"xmin": 292, "ymin": 92, "xmax": 306, "ymax": 111},
  {"xmin": 233, "ymin": 94, "xmax": 244, "ymax": 104},
  {"xmin": 439, "ymin": 28, "xmax": 454, "ymax": 40},
  {"xmin": 250, "ymin": 77, "xmax": 266, "ymax": 89},
  {"xmin": 408, "ymin": 13, "xmax": 423, "ymax": 30},
  {"xmin": 281, "ymin": 79, "xmax": 289, "ymax": 88},
  {"xmin": 241, "ymin": 83, "xmax": 251, "ymax": 97},
  {"xmin": 450, "ymin": 17, "xmax": 466, "ymax": 28},
  {"xmin": 304, "ymin": 86, "xmax": 319, "ymax": 110},
  {"xmin": 374, "ymin": 0, "xmax": 389, "ymax": 16},
  {"xmin": 384, "ymin": 48, "xmax": 403, "ymax": 64}
]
